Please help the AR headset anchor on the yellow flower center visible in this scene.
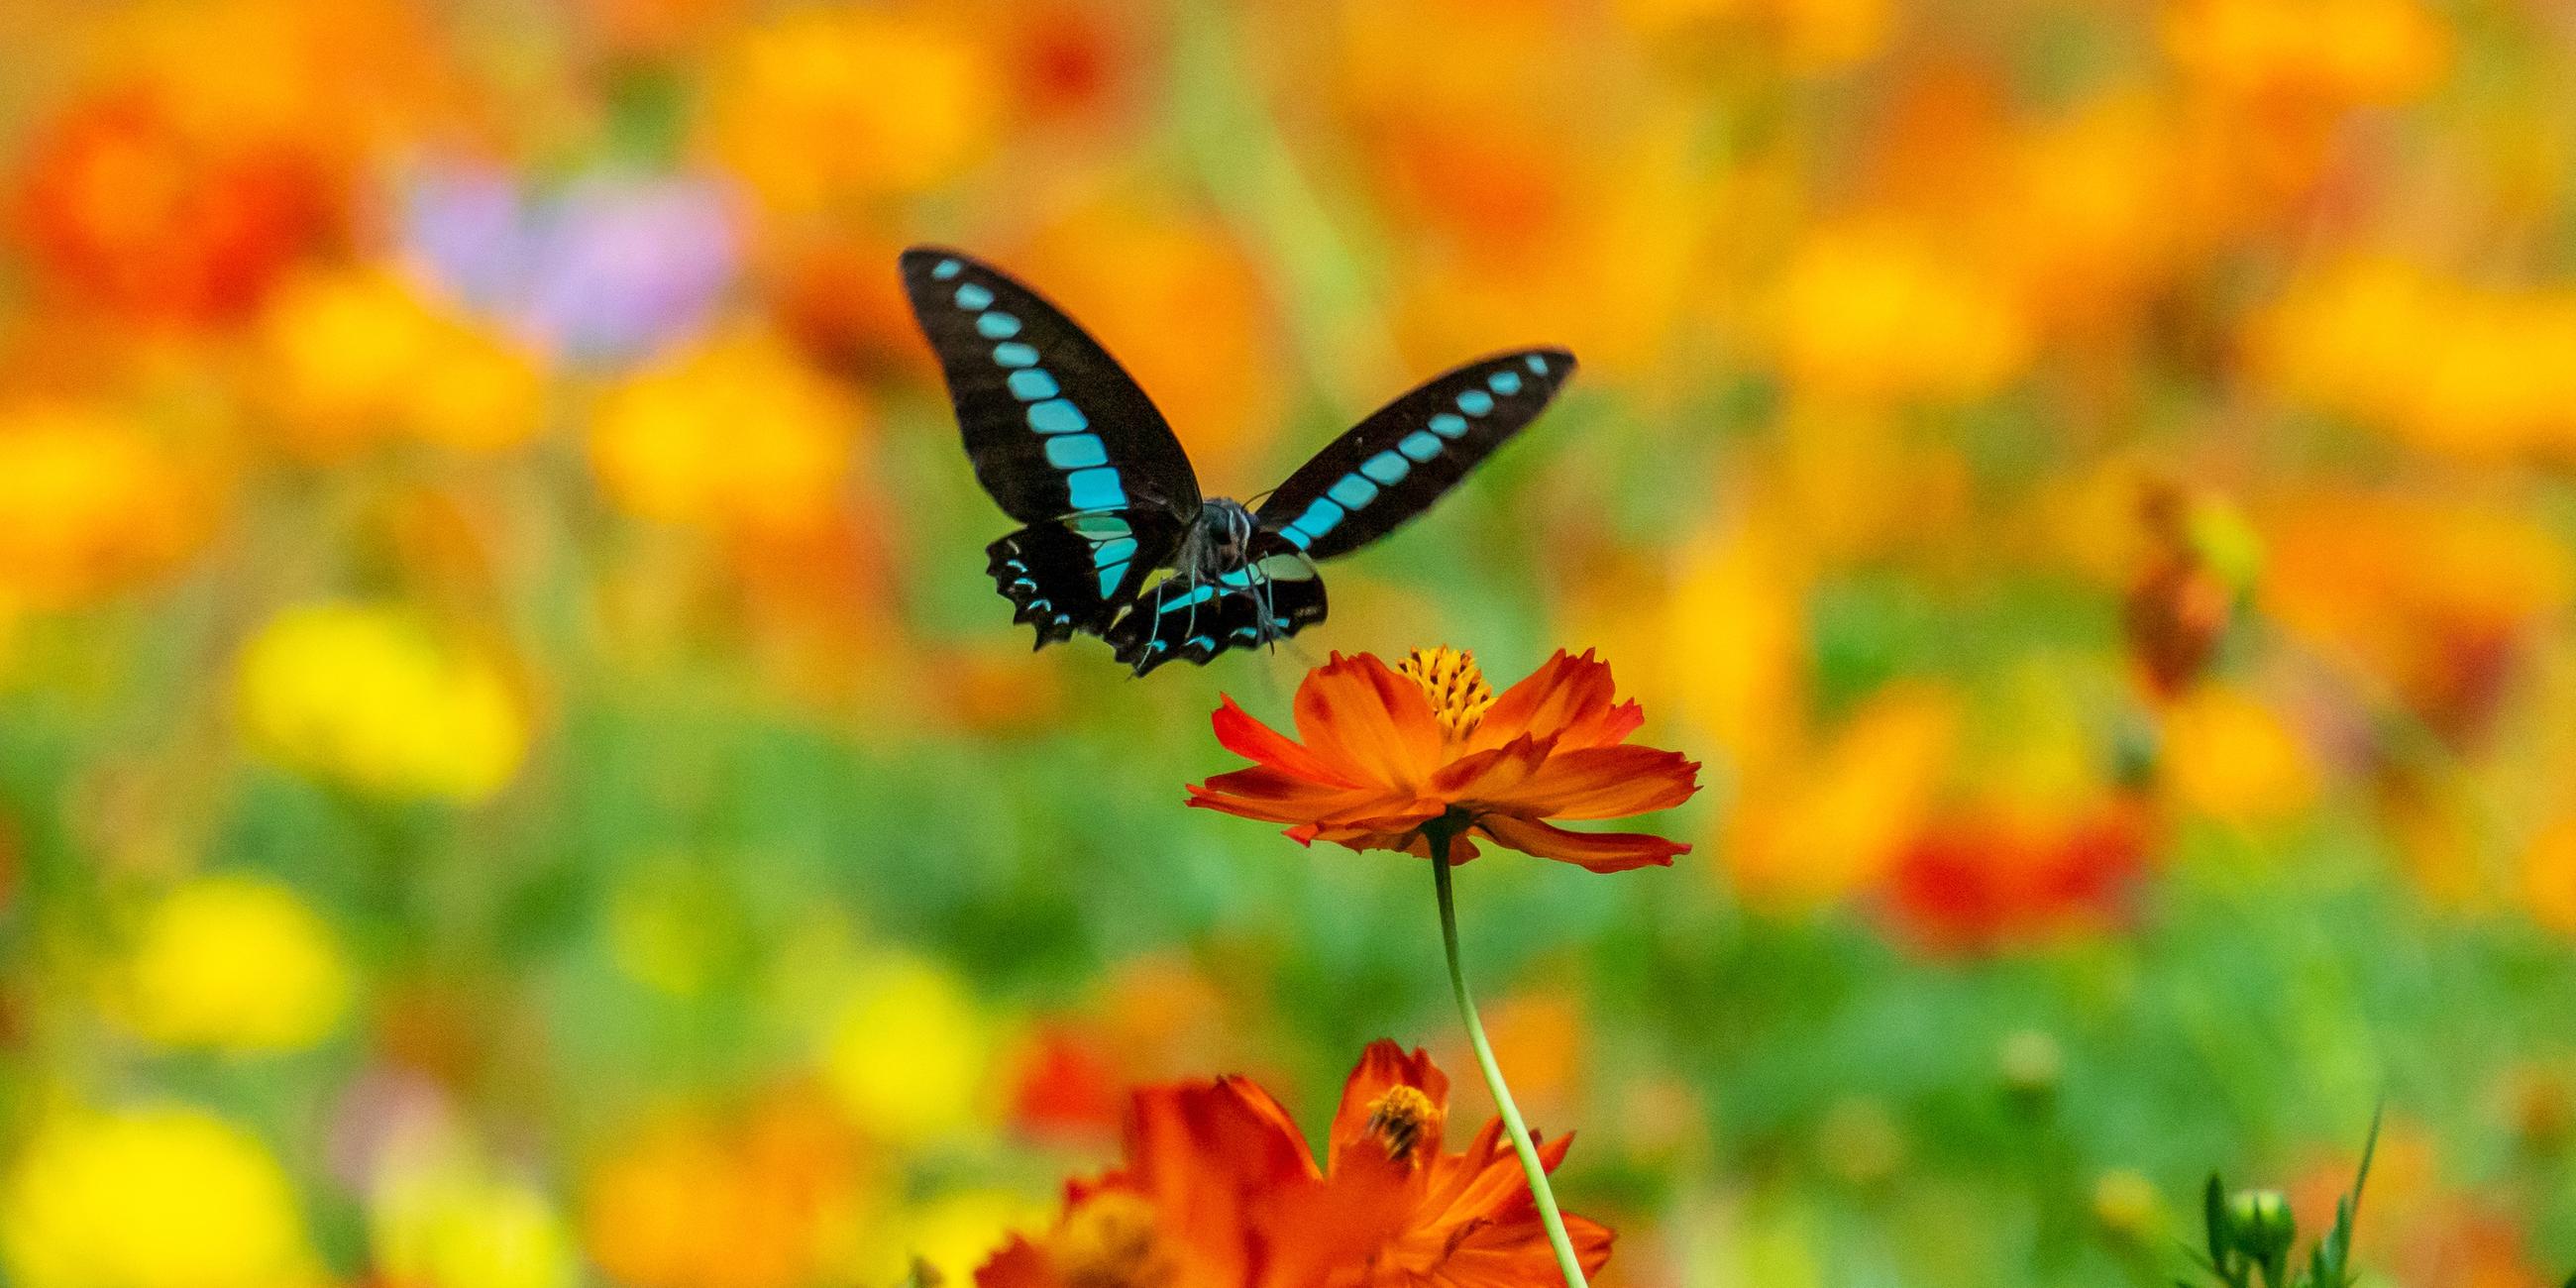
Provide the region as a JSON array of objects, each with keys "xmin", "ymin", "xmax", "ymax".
[
  {"xmin": 1398, "ymin": 646, "xmax": 1492, "ymax": 740},
  {"xmin": 1051, "ymin": 1190, "xmax": 1172, "ymax": 1288},
  {"xmin": 1360, "ymin": 1085, "xmax": 1443, "ymax": 1168}
]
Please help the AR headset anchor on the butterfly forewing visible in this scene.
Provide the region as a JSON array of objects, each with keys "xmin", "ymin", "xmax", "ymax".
[
  {"xmin": 1253, "ymin": 349, "xmax": 1573, "ymax": 562},
  {"xmin": 899, "ymin": 247, "xmax": 1203, "ymax": 525}
]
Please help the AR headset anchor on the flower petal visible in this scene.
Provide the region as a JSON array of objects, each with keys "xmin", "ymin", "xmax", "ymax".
[
  {"xmin": 1469, "ymin": 649, "xmax": 1628, "ymax": 754},
  {"xmin": 1430, "ymin": 733, "xmax": 1556, "ymax": 804},
  {"xmin": 1212, "ymin": 695, "xmax": 1359, "ymax": 788},
  {"xmin": 1478, "ymin": 814, "xmax": 1687, "ymax": 872},
  {"xmin": 1186, "ymin": 768, "xmax": 1406, "ymax": 826},
  {"xmin": 1506, "ymin": 744, "xmax": 1701, "ymax": 820},
  {"xmin": 1127, "ymin": 1075, "xmax": 1320, "ymax": 1205},
  {"xmin": 1293, "ymin": 653, "xmax": 1445, "ymax": 791}
]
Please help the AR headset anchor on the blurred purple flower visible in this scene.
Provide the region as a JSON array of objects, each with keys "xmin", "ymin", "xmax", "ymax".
[{"xmin": 399, "ymin": 160, "xmax": 741, "ymax": 368}]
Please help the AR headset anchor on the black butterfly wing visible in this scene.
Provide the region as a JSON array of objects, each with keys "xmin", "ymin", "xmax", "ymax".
[
  {"xmin": 1254, "ymin": 349, "xmax": 1574, "ymax": 561},
  {"xmin": 899, "ymin": 246, "xmax": 1203, "ymax": 525},
  {"xmin": 1104, "ymin": 547, "xmax": 1329, "ymax": 676}
]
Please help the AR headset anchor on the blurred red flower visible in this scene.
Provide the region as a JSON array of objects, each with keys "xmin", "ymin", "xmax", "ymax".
[
  {"xmin": 12, "ymin": 89, "xmax": 337, "ymax": 329},
  {"xmin": 1881, "ymin": 804, "xmax": 2154, "ymax": 954},
  {"xmin": 978, "ymin": 1040, "xmax": 1612, "ymax": 1287},
  {"xmin": 1190, "ymin": 648, "xmax": 1698, "ymax": 873}
]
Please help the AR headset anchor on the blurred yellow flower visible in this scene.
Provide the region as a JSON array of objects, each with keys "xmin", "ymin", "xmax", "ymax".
[
  {"xmin": 236, "ymin": 601, "xmax": 529, "ymax": 804},
  {"xmin": 3, "ymin": 1105, "xmax": 319, "ymax": 1288},
  {"xmin": 259, "ymin": 266, "xmax": 544, "ymax": 461},
  {"xmin": 373, "ymin": 1142, "xmax": 576, "ymax": 1288},
  {"xmin": 0, "ymin": 402, "xmax": 206, "ymax": 608},
  {"xmin": 118, "ymin": 875, "xmax": 351, "ymax": 1052},
  {"xmin": 2157, "ymin": 685, "xmax": 2318, "ymax": 824},
  {"xmin": 1773, "ymin": 219, "xmax": 2033, "ymax": 404},
  {"xmin": 2165, "ymin": 0, "xmax": 2448, "ymax": 106},
  {"xmin": 823, "ymin": 953, "xmax": 1000, "ymax": 1147},
  {"xmin": 709, "ymin": 9, "xmax": 1001, "ymax": 214},
  {"xmin": 858, "ymin": 1189, "xmax": 1051, "ymax": 1285},
  {"xmin": 2093, "ymin": 1168, "xmax": 2163, "ymax": 1238},
  {"xmin": 2251, "ymin": 257, "xmax": 2576, "ymax": 460},
  {"xmin": 590, "ymin": 329, "xmax": 862, "ymax": 539}
]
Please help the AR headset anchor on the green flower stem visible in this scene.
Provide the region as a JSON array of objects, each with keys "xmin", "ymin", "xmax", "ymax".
[{"xmin": 1425, "ymin": 817, "xmax": 1590, "ymax": 1287}]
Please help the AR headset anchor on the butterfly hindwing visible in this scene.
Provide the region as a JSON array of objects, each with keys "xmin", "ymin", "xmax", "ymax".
[
  {"xmin": 989, "ymin": 510, "xmax": 1186, "ymax": 646},
  {"xmin": 900, "ymin": 247, "xmax": 1203, "ymax": 526},
  {"xmin": 1105, "ymin": 542, "xmax": 1328, "ymax": 676},
  {"xmin": 1255, "ymin": 349, "xmax": 1573, "ymax": 561}
]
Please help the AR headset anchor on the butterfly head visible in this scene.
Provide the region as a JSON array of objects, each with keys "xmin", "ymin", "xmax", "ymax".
[{"xmin": 1180, "ymin": 497, "xmax": 1259, "ymax": 581}]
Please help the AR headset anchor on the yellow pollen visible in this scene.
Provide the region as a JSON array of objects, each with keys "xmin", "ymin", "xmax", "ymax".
[
  {"xmin": 1397, "ymin": 646, "xmax": 1493, "ymax": 739},
  {"xmin": 1052, "ymin": 1190, "xmax": 1172, "ymax": 1288},
  {"xmin": 1362, "ymin": 1084, "xmax": 1444, "ymax": 1167}
]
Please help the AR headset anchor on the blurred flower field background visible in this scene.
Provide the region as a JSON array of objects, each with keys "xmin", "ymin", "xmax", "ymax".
[{"xmin": 4, "ymin": 0, "xmax": 2576, "ymax": 1283}]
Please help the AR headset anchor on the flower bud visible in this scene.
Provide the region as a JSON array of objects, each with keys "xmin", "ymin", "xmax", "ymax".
[{"xmin": 2225, "ymin": 1188, "xmax": 2298, "ymax": 1275}]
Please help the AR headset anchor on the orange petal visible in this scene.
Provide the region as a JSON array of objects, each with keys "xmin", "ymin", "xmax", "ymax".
[
  {"xmin": 1477, "ymin": 814, "xmax": 1687, "ymax": 872},
  {"xmin": 1470, "ymin": 650, "xmax": 1625, "ymax": 754},
  {"xmin": 1505, "ymin": 744, "xmax": 1701, "ymax": 820},
  {"xmin": 1212, "ymin": 695, "xmax": 1360, "ymax": 788},
  {"xmin": 1127, "ymin": 1076, "xmax": 1319, "ymax": 1210},
  {"xmin": 1293, "ymin": 653, "xmax": 1444, "ymax": 791},
  {"xmin": 1186, "ymin": 769, "xmax": 1407, "ymax": 826},
  {"xmin": 1430, "ymin": 732, "xmax": 1556, "ymax": 804}
]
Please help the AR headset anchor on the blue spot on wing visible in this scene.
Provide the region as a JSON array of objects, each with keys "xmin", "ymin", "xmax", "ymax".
[
  {"xmin": 1398, "ymin": 430, "xmax": 1444, "ymax": 462},
  {"xmin": 1456, "ymin": 389, "xmax": 1494, "ymax": 415},
  {"xmin": 1327, "ymin": 475, "xmax": 1378, "ymax": 508},
  {"xmin": 1360, "ymin": 451, "xmax": 1410, "ymax": 485},
  {"xmin": 1027, "ymin": 399, "xmax": 1089, "ymax": 434},
  {"xmin": 954, "ymin": 283, "xmax": 995, "ymax": 310},
  {"xmin": 1007, "ymin": 369, "xmax": 1060, "ymax": 400},
  {"xmin": 1284, "ymin": 497, "xmax": 1343, "ymax": 549},
  {"xmin": 932, "ymin": 259, "xmax": 962, "ymax": 279},
  {"xmin": 977, "ymin": 312, "xmax": 1022, "ymax": 339},
  {"xmin": 1487, "ymin": 371, "xmax": 1522, "ymax": 395},
  {"xmin": 1043, "ymin": 434, "xmax": 1109, "ymax": 469},
  {"xmin": 1094, "ymin": 537, "xmax": 1138, "ymax": 566},
  {"xmin": 1526, "ymin": 354, "xmax": 1549, "ymax": 375},
  {"xmin": 994, "ymin": 342, "xmax": 1039, "ymax": 368},
  {"xmin": 1430, "ymin": 413, "xmax": 1468, "ymax": 439},
  {"xmin": 1065, "ymin": 468, "xmax": 1126, "ymax": 510}
]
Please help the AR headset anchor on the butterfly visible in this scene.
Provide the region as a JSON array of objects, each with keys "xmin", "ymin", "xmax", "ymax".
[{"xmin": 899, "ymin": 246, "xmax": 1574, "ymax": 676}]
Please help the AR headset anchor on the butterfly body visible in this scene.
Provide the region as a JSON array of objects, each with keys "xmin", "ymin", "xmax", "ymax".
[{"xmin": 902, "ymin": 246, "xmax": 1571, "ymax": 676}]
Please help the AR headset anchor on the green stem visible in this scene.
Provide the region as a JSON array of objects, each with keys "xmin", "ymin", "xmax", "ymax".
[{"xmin": 1426, "ymin": 817, "xmax": 1590, "ymax": 1287}]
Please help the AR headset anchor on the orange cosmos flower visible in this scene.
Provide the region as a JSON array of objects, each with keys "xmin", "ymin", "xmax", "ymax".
[
  {"xmin": 977, "ymin": 1040, "xmax": 1613, "ymax": 1287},
  {"xmin": 1189, "ymin": 648, "xmax": 1698, "ymax": 873}
]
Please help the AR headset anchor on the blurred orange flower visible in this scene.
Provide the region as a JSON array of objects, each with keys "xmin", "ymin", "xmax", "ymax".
[
  {"xmin": 0, "ymin": 401, "xmax": 209, "ymax": 608},
  {"xmin": 1190, "ymin": 648, "xmax": 1698, "ymax": 873},
  {"xmin": 582, "ymin": 1086, "xmax": 866, "ymax": 1288},
  {"xmin": 978, "ymin": 1040, "xmax": 1612, "ymax": 1287}
]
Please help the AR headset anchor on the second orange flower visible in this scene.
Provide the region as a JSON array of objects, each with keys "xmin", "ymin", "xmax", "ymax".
[{"xmin": 1188, "ymin": 648, "xmax": 1699, "ymax": 872}]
